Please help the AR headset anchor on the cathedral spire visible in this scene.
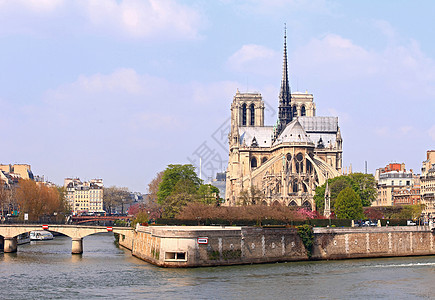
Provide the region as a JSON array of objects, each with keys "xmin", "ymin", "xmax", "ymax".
[
  {"xmin": 280, "ymin": 25, "xmax": 290, "ymax": 104},
  {"xmin": 274, "ymin": 24, "xmax": 292, "ymax": 141}
]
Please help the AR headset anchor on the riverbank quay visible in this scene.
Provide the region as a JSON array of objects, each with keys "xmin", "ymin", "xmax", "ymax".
[{"xmin": 118, "ymin": 225, "xmax": 435, "ymax": 267}]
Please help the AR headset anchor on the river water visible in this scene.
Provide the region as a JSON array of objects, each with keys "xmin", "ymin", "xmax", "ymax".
[{"xmin": 1, "ymin": 233, "xmax": 434, "ymax": 299}]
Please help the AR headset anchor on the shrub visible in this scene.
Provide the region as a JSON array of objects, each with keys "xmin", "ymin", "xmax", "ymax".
[{"xmin": 296, "ymin": 224, "xmax": 314, "ymax": 258}]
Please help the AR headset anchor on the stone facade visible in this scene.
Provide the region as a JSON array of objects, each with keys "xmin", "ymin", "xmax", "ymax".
[
  {"xmin": 224, "ymin": 33, "xmax": 342, "ymax": 209},
  {"xmin": 373, "ymin": 163, "xmax": 417, "ymax": 206},
  {"xmin": 0, "ymin": 164, "xmax": 34, "ymax": 186},
  {"xmin": 64, "ymin": 178, "xmax": 104, "ymax": 214},
  {"xmin": 421, "ymin": 150, "xmax": 435, "ymax": 219},
  {"xmin": 121, "ymin": 225, "xmax": 435, "ymax": 267}
]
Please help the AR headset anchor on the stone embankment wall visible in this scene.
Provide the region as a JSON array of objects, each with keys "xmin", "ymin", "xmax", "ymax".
[
  {"xmin": 119, "ymin": 225, "xmax": 435, "ymax": 267},
  {"xmin": 117, "ymin": 230, "xmax": 135, "ymax": 251},
  {"xmin": 313, "ymin": 226, "xmax": 434, "ymax": 259}
]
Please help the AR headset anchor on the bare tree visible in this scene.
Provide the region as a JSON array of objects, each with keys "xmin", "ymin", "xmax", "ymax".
[
  {"xmin": 147, "ymin": 171, "xmax": 163, "ymax": 205},
  {"xmin": 103, "ymin": 186, "xmax": 130, "ymax": 214},
  {"xmin": 15, "ymin": 179, "xmax": 63, "ymax": 222},
  {"xmin": 239, "ymin": 186, "xmax": 264, "ymax": 205}
]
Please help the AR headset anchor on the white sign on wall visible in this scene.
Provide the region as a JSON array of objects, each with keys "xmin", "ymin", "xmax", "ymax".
[{"xmin": 197, "ymin": 237, "xmax": 208, "ymax": 244}]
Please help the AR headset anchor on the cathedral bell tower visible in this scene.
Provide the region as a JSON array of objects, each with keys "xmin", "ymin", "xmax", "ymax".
[{"xmin": 274, "ymin": 26, "xmax": 292, "ymax": 141}]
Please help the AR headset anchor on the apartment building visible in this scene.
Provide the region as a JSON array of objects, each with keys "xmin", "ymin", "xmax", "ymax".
[
  {"xmin": 64, "ymin": 178, "xmax": 104, "ymax": 214},
  {"xmin": 421, "ymin": 150, "xmax": 435, "ymax": 219},
  {"xmin": 374, "ymin": 163, "xmax": 415, "ymax": 206}
]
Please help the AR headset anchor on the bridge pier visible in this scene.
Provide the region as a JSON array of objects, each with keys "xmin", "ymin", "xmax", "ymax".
[
  {"xmin": 72, "ymin": 238, "xmax": 83, "ymax": 254},
  {"xmin": 4, "ymin": 237, "xmax": 17, "ymax": 253}
]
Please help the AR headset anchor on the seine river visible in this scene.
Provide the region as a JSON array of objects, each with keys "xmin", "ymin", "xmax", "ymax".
[{"xmin": 1, "ymin": 233, "xmax": 434, "ymax": 299}]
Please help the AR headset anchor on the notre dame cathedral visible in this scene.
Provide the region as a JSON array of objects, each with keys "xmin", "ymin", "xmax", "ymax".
[{"xmin": 224, "ymin": 31, "xmax": 343, "ymax": 210}]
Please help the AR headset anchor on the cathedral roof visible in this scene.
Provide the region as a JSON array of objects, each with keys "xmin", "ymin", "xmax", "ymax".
[
  {"xmin": 298, "ymin": 116, "xmax": 338, "ymax": 133},
  {"xmin": 239, "ymin": 126, "xmax": 273, "ymax": 147},
  {"xmin": 274, "ymin": 118, "xmax": 314, "ymax": 145}
]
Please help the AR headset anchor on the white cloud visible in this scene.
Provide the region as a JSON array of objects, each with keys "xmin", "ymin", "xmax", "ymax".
[
  {"xmin": 192, "ymin": 80, "xmax": 239, "ymax": 104},
  {"xmin": 0, "ymin": 0, "xmax": 64, "ymax": 13},
  {"xmin": 292, "ymin": 33, "xmax": 435, "ymax": 98},
  {"xmin": 400, "ymin": 126, "xmax": 413, "ymax": 135},
  {"xmin": 0, "ymin": 0, "xmax": 203, "ymax": 40},
  {"xmin": 81, "ymin": 0, "xmax": 203, "ymax": 39},
  {"xmin": 233, "ymin": 0, "xmax": 335, "ymax": 15},
  {"xmin": 47, "ymin": 68, "xmax": 146, "ymax": 98},
  {"xmin": 374, "ymin": 127, "xmax": 389, "ymax": 137},
  {"xmin": 292, "ymin": 34, "xmax": 378, "ymax": 80},
  {"xmin": 0, "ymin": 69, "xmax": 240, "ymax": 189},
  {"xmin": 227, "ymin": 44, "xmax": 279, "ymax": 75},
  {"xmin": 373, "ymin": 19, "xmax": 397, "ymax": 41},
  {"xmin": 40, "ymin": 68, "xmax": 241, "ymax": 137}
]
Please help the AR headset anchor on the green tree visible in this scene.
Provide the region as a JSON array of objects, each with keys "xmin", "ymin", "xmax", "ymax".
[
  {"xmin": 196, "ymin": 184, "xmax": 220, "ymax": 205},
  {"xmin": 314, "ymin": 176, "xmax": 351, "ymax": 214},
  {"xmin": 315, "ymin": 173, "xmax": 376, "ymax": 213},
  {"xmin": 163, "ymin": 189, "xmax": 196, "ymax": 218},
  {"xmin": 392, "ymin": 204, "xmax": 424, "ymax": 220},
  {"xmin": 157, "ymin": 164, "xmax": 202, "ymax": 204},
  {"xmin": 334, "ymin": 187, "xmax": 364, "ymax": 219},
  {"xmin": 131, "ymin": 211, "xmax": 148, "ymax": 228},
  {"xmin": 157, "ymin": 165, "xmax": 203, "ymax": 218},
  {"xmin": 347, "ymin": 173, "xmax": 377, "ymax": 206}
]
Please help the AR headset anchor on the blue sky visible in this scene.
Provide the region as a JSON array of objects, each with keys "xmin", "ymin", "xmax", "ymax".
[{"xmin": 1, "ymin": 0, "xmax": 434, "ymax": 192}]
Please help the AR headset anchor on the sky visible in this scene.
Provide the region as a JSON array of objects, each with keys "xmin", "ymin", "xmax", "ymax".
[{"xmin": 1, "ymin": 0, "xmax": 434, "ymax": 193}]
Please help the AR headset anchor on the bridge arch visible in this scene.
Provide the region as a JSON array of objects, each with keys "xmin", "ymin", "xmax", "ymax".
[{"xmin": 0, "ymin": 225, "xmax": 132, "ymax": 254}]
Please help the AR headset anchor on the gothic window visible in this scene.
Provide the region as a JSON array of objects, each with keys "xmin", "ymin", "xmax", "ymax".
[
  {"xmin": 289, "ymin": 201, "xmax": 297, "ymax": 207},
  {"xmin": 292, "ymin": 105, "xmax": 297, "ymax": 117},
  {"xmin": 296, "ymin": 153, "xmax": 303, "ymax": 173},
  {"xmin": 306, "ymin": 160, "xmax": 312, "ymax": 173},
  {"xmin": 296, "ymin": 153, "xmax": 303, "ymax": 162},
  {"xmin": 303, "ymin": 181, "xmax": 308, "ymax": 192},
  {"xmin": 262, "ymin": 157, "xmax": 267, "ymax": 164},
  {"xmin": 251, "ymin": 157, "xmax": 257, "ymax": 169},
  {"xmin": 302, "ymin": 201, "xmax": 312, "ymax": 211},
  {"xmin": 250, "ymin": 104, "xmax": 255, "ymax": 125},
  {"xmin": 293, "ymin": 179, "xmax": 298, "ymax": 193},
  {"xmin": 301, "ymin": 105, "xmax": 306, "ymax": 116},
  {"xmin": 283, "ymin": 154, "xmax": 290, "ymax": 172},
  {"xmin": 242, "ymin": 103, "xmax": 247, "ymax": 126}
]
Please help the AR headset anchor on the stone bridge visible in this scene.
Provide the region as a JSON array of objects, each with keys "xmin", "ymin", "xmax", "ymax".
[{"xmin": 0, "ymin": 224, "xmax": 133, "ymax": 254}]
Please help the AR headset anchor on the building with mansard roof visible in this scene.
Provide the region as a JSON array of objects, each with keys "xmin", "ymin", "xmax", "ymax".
[{"xmin": 224, "ymin": 31, "xmax": 342, "ymax": 210}]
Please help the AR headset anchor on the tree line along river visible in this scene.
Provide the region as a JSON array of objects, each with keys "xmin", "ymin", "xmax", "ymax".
[{"xmin": 0, "ymin": 233, "xmax": 434, "ymax": 299}]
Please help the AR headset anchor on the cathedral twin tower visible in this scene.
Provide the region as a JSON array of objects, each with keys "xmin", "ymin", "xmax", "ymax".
[{"xmin": 225, "ymin": 30, "xmax": 343, "ymax": 209}]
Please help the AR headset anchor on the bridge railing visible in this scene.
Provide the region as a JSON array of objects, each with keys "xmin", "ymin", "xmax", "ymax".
[
  {"xmin": 0, "ymin": 218, "xmax": 132, "ymax": 227},
  {"xmin": 0, "ymin": 219, "xmax": 66, "ymax": 225}
]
